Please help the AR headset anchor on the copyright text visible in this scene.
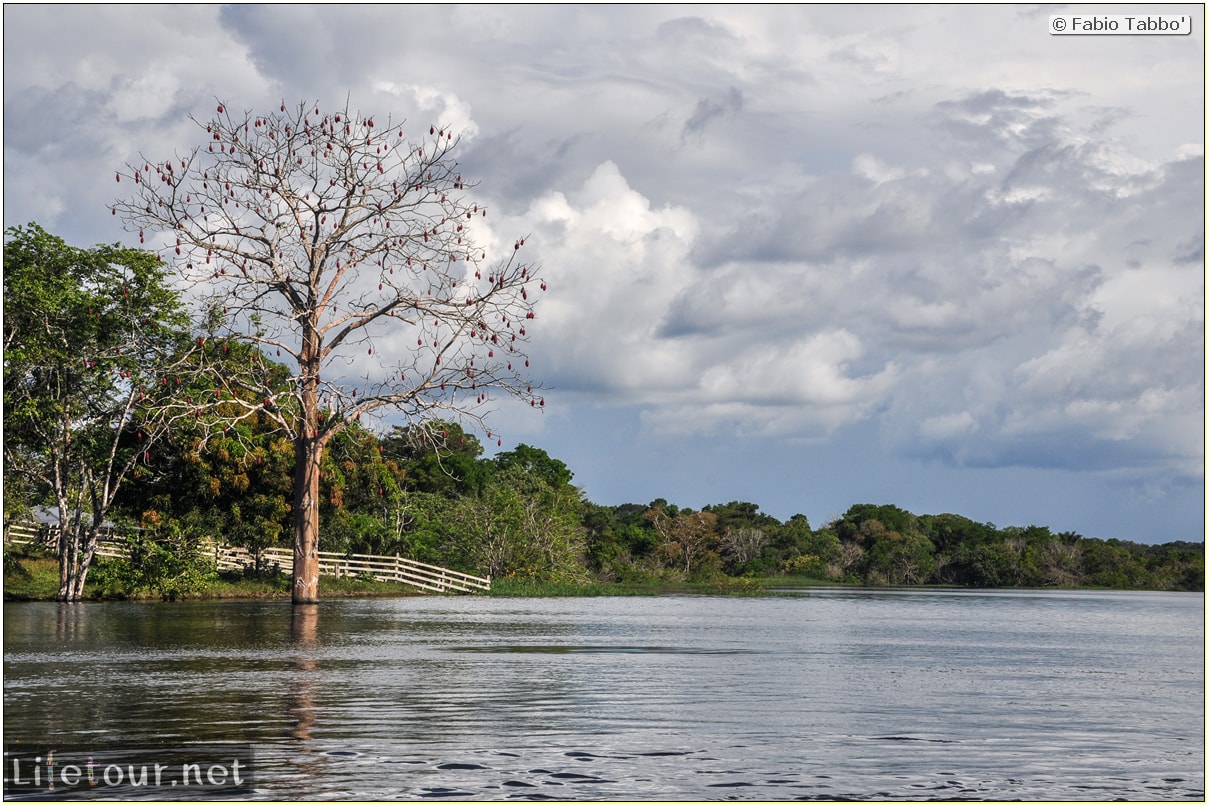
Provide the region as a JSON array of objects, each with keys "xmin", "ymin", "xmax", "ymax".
[{"xmin": 1050, "ymin": 14, "xmax": 1193, "ymax": 35}]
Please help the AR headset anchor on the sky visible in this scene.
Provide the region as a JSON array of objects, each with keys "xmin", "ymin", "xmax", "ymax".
[{"xmin": 3, "ymin": 5, "xmax": 1204, "ymax": 543}]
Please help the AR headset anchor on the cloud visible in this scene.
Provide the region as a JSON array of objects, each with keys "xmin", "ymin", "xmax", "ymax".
[
  {"xmin": 508, "ymin": 161, "xmax": 701, "ymax": 397},
  {"xmin": 495, "ymin": 81, "xmax": 1203, "ymax": 479},
  {"xmin": 2, "ymin": 6, "xmax": 269, "ymax": 244},
  {"xmin": 680, "ymin": 86, "xmax": 743, "ymax": 144},
  {"xmin": 374, "ymin": 83, "xmax": 480, "ymax": 142}
]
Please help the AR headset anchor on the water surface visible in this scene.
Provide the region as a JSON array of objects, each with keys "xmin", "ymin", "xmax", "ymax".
[{"xmin": 4, "ymin": 589, "xmax": 1203, "ymax": 800}]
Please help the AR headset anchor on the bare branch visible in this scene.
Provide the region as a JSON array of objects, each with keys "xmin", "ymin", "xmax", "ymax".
[{"xmin": 113, "ymin": 99, "xmax": 548, "ymax": 602}]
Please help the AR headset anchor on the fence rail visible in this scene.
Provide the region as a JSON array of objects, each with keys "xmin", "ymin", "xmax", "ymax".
[
  {"xmin": 4, "ymin": 522, "xmax": 44, "ymax": 545},
  {"xmin": 5, "ymin": 522, "xmax": 489, "ymax": 594},
  {"xmin": 212, "ymin": 545, "xmax": 490, "ymax": 594}
]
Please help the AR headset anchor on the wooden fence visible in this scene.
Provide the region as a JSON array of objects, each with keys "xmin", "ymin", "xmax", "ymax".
[
  {"xmin": 4, "ymin": 522, "xmax": 490, "ymax": 594},
  {"xmin": 6, "ymin": 521, "xmax": 148, "ymax": 561},
  {"xmin": 211, "ymin": 545, "xmax": 490, "ymax": 594}
]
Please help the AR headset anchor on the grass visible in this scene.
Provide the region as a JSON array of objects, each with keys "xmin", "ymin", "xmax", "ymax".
[
  {"xmin": 486, "ymin": 574, "xmax": 843, "ymax": 597},
  {"xmin": 2, "ymin": 551, "xmax": 64, "ymax": 601},
  {"xmin": 763, "ymin": 574, "xmax": 854, "ymax": 589},
  {"xmin": 4, "ymin": 546, "xmax": 845, "ymax": 602}
]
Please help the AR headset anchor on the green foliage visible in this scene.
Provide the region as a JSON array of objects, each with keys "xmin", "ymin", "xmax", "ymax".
[
  {"xmin": 117, "ymin": 387, "xmax": 296, "ymax": 560},
  {"xmin": 89, "ymin": 528, "xmax": 217, "ymax": 600},
  {"xmin": 439, "ymin": 464, "xmax": 588, "ymax": 582},
  {"xmin": 384, "ymin": 422, "xmax": 492, "ymax": 496},
  {"xmin": 493, "ymin": 444, "xmax": 573, "ymax": 489},
  {"xmin": 3, "ymin": 223, "xmax": 191, "ymax": 600}
]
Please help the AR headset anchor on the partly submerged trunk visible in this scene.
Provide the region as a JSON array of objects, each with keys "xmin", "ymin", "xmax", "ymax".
[{"xmin": 292, "ymin": 434, "xmax": 323, "ymax": 604}]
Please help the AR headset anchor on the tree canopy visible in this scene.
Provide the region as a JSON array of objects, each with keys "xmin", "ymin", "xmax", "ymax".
[{"xmin": 3, "ymin": 223, "xmax": 190, "ymax": 600}]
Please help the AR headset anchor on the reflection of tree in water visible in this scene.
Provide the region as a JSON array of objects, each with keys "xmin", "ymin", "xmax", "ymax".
[
  {"xmin": 289, "ymin": 604, "xmax": 319, "ymax": 743},
  {"xmin": 56, "ymin": 602, "xmax": 81, "ymax": 642}
]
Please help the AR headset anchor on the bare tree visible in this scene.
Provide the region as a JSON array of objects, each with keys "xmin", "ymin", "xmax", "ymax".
[
  {"xmin": 645, "ymin": 507, "xmax": 719, "ymax": 576},
  {"xmin": 721, "ymin": 527, "xmax": 766, "ymax": 569},
  {"xmin": 113, "ymin": 100, "xmax": 545, "ymax": 603}
]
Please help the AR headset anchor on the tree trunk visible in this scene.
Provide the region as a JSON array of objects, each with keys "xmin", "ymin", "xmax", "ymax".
[
  {"xmin": 292, "ymin": 435, "xmax": 323, "ymax": 604},
  {"xmin": 66, "ymin": 531, "xmax": 97, "ymax": 601},
  {"xmin": 55, "ymin": 523, "xmax": 97, "ymax": 602},
  {"xmin": 292, "ymin": 317, "xmax": 325, "ymax": 604},
  {"xmin": 56, "ymin": 525, "xmax": 74, "ymax": 602}
]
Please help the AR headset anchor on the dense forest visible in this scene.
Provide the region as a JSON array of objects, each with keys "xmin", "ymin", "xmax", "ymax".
[
  {"xmin": 39, "ymin": 412, "xmax": 1208, "ymax": 593},
  {"xmin": 4, "ymin": 224, "xmax": 1203, "ymax": 596},
  {"xmin": 11, "ymin": 412, "xmax": 1206, "ymax": 598}
]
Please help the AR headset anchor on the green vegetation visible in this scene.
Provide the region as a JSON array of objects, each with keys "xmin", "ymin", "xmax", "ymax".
[
  {"xmin": 3, "ymin": 225, "xmax": 1204, "ymax": 601},
  {"xmin": 3, "ymin": 223, "xmax": 192, "ymax": 600},
  {"xmin": 3, "ymin": 548, "xmax": 421, "ymax": 601}
]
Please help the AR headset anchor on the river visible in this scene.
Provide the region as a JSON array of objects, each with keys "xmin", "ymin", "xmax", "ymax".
[{"xmin": 3, "ymin": 588, "xmax": 1203, "ymax": 800}]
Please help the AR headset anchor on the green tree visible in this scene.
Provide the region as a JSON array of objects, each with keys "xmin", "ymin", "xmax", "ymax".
[
  {"xmin": 830, "ymin": 506, "xmax": 942, "ymax": 585},
  {"xmin": 959, "ymin": 541, "xmax": 1023, "ymax": 587},
  {"xmin": 384, "ymin": 421, "xmax": 493, "ymax": 497},
  {"xmin": 703, "ymin": 501, "xmax": 781, "ymax": 575},
  {"xmin": 863, "ymin": 527, "xmax": 936, "ymax": 586},
  {"xmin": 319, "ymin": 421, "xmax": 409, "ymax": 555},
  {"xmin": 113, "ymin": 100, "xmax": 546, "ymax": 603},
  {"xmin": 645, "ymin": 506, "xmax": 720, "ymax": 578},
  {"xmin": 1081, "ymin": 538, "xmax": 1148, "ymax": 588},
  {"xmin": 580, "ymin": 503, "xmax": 660, "ymax": 581},
  {"xmin": 772, "ymin": 513, "xmax": 815, "ymax": 557},
  {"xmin": 1143, "ymin": 541, "xmax": 1204, "ymax": 591},
  {"xmin": 4, "ymin": 224, "xmax": 190, "ymax": 601},
  {"xmin": 493, "ymin": 443, "xmax": 573, "ymax": 489},
  {"xmin": 442, "ymin": 463, "xmax": 586, "ymax": 581},
  {"xmin": 111, "ymin": 340, "xmax": 297, "ymax": 569}
]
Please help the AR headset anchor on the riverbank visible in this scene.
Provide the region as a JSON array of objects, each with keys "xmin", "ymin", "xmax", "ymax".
[
  {"xmin": 2, "ymin": 554, "xmax": 423, "ymax": 602},
  {"xmin": 4, "ymin": 553, "xmax": 841, "ymax": 601},
  {"xmin": 7, "ymin": 550, "xmax": 1193, "ymax": 602}
]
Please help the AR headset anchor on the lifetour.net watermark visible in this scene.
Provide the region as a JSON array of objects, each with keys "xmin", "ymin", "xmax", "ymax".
[{"xmin": 3, "ymin": 744, "xmax": 255, "ymax": 798}]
